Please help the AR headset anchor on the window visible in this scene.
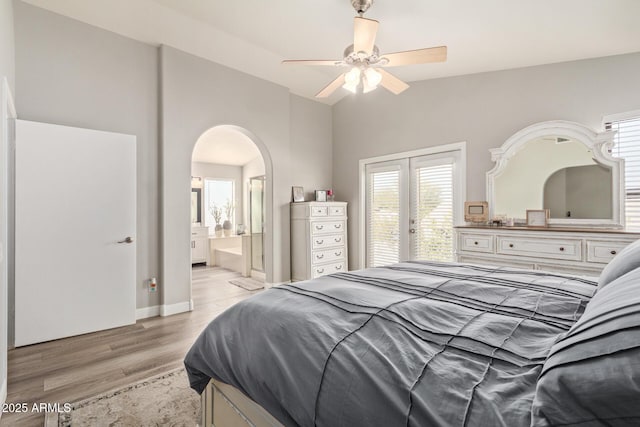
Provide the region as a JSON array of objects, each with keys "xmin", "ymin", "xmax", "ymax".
[
  {"xmin": 204, "ymin": 179, "xmax": 235, "ymax": 230},
  {"xmin": 605, "ymin": 112, "xmax": 640, "ymax": 230}
]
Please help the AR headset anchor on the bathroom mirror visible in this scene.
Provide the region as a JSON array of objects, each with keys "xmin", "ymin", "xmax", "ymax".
[{"xmin": 487, "ymin": 121, "xmax": 623, "ymax": 227}]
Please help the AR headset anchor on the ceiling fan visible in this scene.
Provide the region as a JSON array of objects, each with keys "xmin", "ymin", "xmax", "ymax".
[{"xmin": 283, "ymin": 0, "xmax": 447, "ymax": 98}]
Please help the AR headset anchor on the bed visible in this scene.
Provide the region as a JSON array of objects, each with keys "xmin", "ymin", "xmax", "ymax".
[{"xmin": 185, "ymin": 243, "xmax": 640, "ymax": 427}]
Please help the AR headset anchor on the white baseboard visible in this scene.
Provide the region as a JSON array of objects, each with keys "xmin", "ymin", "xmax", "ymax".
[
  {"xmin": 136, "ymin": 299, "xmax": 194, "ymax": 319},
  {"xmin": 160, "ymin": 300, "xmax": 193, "ymax": 317},
  {"xmin": 136, "ymin": 305, "xmax": 161, "ymax": 320},
  {"xmin": 251, "ymin": 270, "xmax": 266, "ymax": 281}
]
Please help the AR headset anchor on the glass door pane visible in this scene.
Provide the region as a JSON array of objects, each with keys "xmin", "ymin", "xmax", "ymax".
[
  {"xmin": 250, "ymin": 176, "xmax": 265, "ymax": 272},
  {"xmin": 365, "ymin": 160, "xmax": 408, "ymax": 267},
  {"xmin": 410, "ymin": 155, "xmax": 455, "ymax": 262}
]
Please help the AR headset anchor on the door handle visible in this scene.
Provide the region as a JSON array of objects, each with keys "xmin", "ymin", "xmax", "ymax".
[{"xmin": 118, "ymin": 237, "xmax": 134, "ymax": 244}]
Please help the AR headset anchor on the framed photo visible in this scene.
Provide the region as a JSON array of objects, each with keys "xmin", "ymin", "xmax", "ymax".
[
  {"xmin": 315, "ymin": 190, "xmax": 327, "ymax": 202},
  {"xmin": 464, "ymin": 201, "xmax": 489, "ymax": 223},
  {"xmin": 292, "ymin": 186, "xmax": 304, "ymax": 202},
  {"xmin": 526, "ymin": 209, "xmax": 549, "ymax": 227}
]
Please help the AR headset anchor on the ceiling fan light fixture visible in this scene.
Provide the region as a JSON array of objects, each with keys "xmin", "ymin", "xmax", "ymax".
[
  {"xmin": 364, "ymin": 67, "xmax": 382, "ymax": 86},
  {"xmin": 342, "ymin": 67, "xmax": 361, "ymax": 93},
  {"xmin": 344, "ymin": 67, "xmax": 361, "ymax": 84},
  {"xmin": 342, "ymin": 81, "xmax": 358, "ymax": 93}
]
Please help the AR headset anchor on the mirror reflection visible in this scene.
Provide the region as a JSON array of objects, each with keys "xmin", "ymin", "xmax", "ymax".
[{"xmin": 493, "ymin": 137, "xmax": 612, "ymax": 219}]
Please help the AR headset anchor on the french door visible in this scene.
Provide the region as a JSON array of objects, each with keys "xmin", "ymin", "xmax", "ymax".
[{"xmin": 365, "ymin": 149, "xmax": 463, "ymax": 268}]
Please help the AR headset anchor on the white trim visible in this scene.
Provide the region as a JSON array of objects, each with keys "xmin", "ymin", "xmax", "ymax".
[
  {"xmin": 358, "ymin": 142, "xmax": 467, "ymax": 269},
  {"xmin": 603, "ymin": 110, "xmax": 640, "ymax": 124},
  {"xmin": 250, "ymin": 269, "xmax": 266, "ymax": 281},
  {"xmin": 1, "ymin": 78, "xmax": 16, "ymax": 408},
  {"xmin": 160, "ymin": 300, "xmax": 193, "ymax": 317},
  {"xmin": 358, "ymin": 142, "xmax": 466, "ymax": 167},
  {"xmin": 136, "ymin": 305, "xmax": 161, "ymax": 320},
  {"xmin": 0, "ymin": 378, "xmax": 6, "ymax": 413}
]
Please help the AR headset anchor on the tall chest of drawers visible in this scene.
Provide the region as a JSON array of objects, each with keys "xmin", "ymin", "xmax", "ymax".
[
  {"xmin": 291, "ymin": 202, "xmax": 348, "ymax": 281},
  {"xmin": 455, "ymin": 225, "xmax": 640, "ymax": 277}
]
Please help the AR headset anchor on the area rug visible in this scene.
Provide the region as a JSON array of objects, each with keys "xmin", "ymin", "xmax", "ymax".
[
  {"xmin": 228, "ymin": 277, "xmax": 264, "ymax": 291},
  {"xmin": 49, "ymin": 368, "xmax": 200, "ymax": 427}
]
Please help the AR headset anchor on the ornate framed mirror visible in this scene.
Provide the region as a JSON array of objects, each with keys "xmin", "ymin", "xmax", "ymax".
[{"xmin": 486, "ymin": 120, "xmax": 624, "ymax": 228}]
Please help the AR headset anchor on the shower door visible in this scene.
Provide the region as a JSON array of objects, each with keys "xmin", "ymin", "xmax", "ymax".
[{"xmin": 250, "ymin": 176, "xmax": 265, "ymax": 272}]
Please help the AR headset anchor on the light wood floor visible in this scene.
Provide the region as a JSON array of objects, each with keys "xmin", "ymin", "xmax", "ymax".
[{"xmin": 1, "ymin": 266, "xmax": 262, "ymax": 426}]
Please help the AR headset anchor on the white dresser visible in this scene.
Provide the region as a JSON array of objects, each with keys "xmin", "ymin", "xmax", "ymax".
[
  {"xmin": 191, "ymin": 226, "xmax": 209, "ymax": 264},
  {"xmin": 291, "ymin": 202, "xmax": 348, "ymax": 281},
  {"xmin": 455, "ymin": 226, "xmax": 640, "ymax": 277}
]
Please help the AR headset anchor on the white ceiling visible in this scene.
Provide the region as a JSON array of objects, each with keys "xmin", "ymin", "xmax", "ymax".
[
  {"xmin": 192, "ymin": 127, "xmax": 261, "ymax": 166},
  {"xmin": 22, "ymin": 0, "xmax": 640, "ymax": 105}
]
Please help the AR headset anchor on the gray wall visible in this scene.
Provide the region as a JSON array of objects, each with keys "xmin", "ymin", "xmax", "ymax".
[
  {"xmin": 333, "ymin": 52, "xmax": 640, "ymax": 268},
  {"xmin": 290, "ymin": 95, "xmax": 333, "ymax": 201},
  {"xmin": 0, "ymin": 0, "xmax": 14, "ymax": 403},
  {"xmin": 14, "ymin": 2, "xmax": 160, "ymax": 312},
  {"xmin": 160, "ymin": 46, "xmax": 333, "ymax": 308},
  {"xmin": 12, "ymin": 2, "xmax": 334, "ymax": 318},
  {"xmin": 0, "ymin": 0, "xmax": 14, "ymax": 93}
]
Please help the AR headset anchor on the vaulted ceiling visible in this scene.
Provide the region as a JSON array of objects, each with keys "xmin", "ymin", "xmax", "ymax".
[{"xmin": 21, "ymin": 0, "xmax": 640, "ymax": 105}]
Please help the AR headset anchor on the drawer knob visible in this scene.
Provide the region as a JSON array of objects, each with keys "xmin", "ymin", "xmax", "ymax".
[
  {"xmin": 316, "ymin": 240, "xmax": 324, "ymax": 245},
  {"xmin": 559, "ymin": 247, "xmax": 565, "ymax": 252},
  {"xmin": 335, "ymin": 265, "xmax": 343, "ymax": 270},
  {"xmin": 335, "ymin": 237, "xmax": 342, "ymax": 243},
  {"xmin": 317, "ymin": 254, "xmax": 324, "ymax": 259},
  {"xmin": 334, "ymin": 224, "xmax": 341, "ymax": 229},
  {"xmin": 335, "ymin": 251, "xmax": 342, "ymax": 256},
  {"xmin": 508, "ymin": 244, "xmax": 514, "ymax": 248},
  {"xmin": 317, "ymin": 268, "xmax": 325, "ymax": 274},
  {"xmin": 474, "ymin": 241, "xmax": 479, "ymax": 245},
  {"xmin": 316, "ymin": 225, "xmax": 324, "ymax": 230},
  {"xmin": 611, "ymin": 250, "xmax": 617, "ymax": 255}
]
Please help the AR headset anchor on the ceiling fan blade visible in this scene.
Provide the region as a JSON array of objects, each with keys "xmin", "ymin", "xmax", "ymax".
[
  {"xmin": 353, "ymin": 17, "xmax": 379, "ymax": 55},
  {"xmin": 282, "ymin": 60, "xmax": 342, "ymax": 66},
  {"xmin": 316, "ymin": 74, "xmax": 346, "ymax": 98},
  {"xmin": 382, "ymin": 46, "xmax": 447, "ymax": 67},
  {"xmin": 377, "ymin": 69, "xmax": 409, "ymax": 95}
]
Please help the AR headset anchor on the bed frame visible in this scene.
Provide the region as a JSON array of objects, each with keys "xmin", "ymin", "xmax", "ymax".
[{"xmin": 201, "ymin": 379, "xmax": 283, "ymax": 427}]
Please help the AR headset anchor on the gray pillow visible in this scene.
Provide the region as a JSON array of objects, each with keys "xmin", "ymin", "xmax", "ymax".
[
  {"xmin": 531, "ymin": 266, "xmax": 640, "ymax": 426},
  {"xmin": 597, "ymin": 238, "xmax": 640, "ymax": 289}
]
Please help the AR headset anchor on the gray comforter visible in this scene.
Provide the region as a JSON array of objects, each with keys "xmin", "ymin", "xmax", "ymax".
[{"xmin": 184, "ymin": 261, "xmax": 596, "ymax": 427}]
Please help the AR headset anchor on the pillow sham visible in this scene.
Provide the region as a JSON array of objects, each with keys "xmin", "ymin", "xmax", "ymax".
[
  {"xmin": 597, "ymin": 238, "xmax": 640, "ymax": 289},
  {"xmin": 531, "ymin": 266, "xmax": 640, "ymax": 426}
]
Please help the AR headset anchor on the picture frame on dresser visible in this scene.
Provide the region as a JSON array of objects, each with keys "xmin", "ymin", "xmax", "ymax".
[
  {"xmin": 315, "ymin": 190, "xmax": 327, "ymax": 202},
  {"xmin": 464, "ymin": 201, "xmax": 489, "ymax": 223},
  {"xmin": 526, "ymin": 209, "xmax": 549, "ymax": 228},
  {"xmin": 292, "ymin": 186, "xmax": 304, "ymax": 202}
]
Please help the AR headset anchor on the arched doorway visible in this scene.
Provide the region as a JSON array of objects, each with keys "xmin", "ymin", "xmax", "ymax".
[{"xmin": 189, "ymin": 125, "xmax": 273, "ymax": 304}]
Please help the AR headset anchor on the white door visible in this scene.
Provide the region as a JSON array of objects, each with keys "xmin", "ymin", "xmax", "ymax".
[
  {"xmin": 15, "ymin": 120, "xmax": 136, "ymax": 346},
  {"xmin": 365, "ymin": 150, "xmax": 462, "ymax": 267}
]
